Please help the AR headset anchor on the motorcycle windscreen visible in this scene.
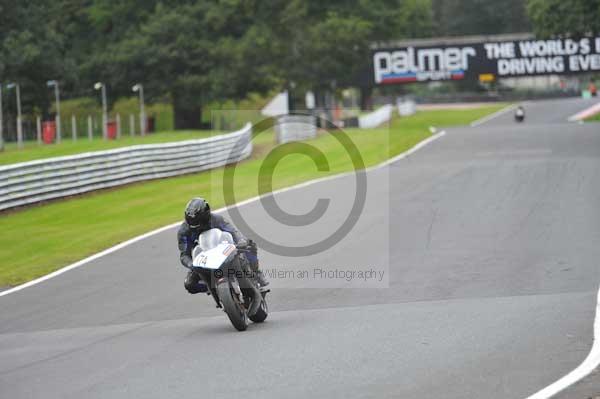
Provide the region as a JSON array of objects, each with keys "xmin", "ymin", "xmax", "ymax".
[{"xmin": 198, "ymin": 228, "xmax": 234, "ymax": 251}]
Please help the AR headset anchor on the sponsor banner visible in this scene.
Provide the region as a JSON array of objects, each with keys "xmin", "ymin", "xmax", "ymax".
[{"xmin": 372, "ymin": 37, "xmax": 600, "ymax": 85}]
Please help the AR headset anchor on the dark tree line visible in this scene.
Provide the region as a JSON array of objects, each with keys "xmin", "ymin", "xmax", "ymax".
[
  {"xmin": 432, "ymin": 0, "xmax": 531, "ymax": 36},
  {"xmin": 4, "ymin": 0, "xmax": 590, "ymax": 129},
  {"xmin": 527, "ymin": 0, "xmax": 600, "ymax": 38}
]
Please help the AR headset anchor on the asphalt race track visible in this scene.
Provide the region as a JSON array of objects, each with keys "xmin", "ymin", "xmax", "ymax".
[{"xmin": 1, "ymin": 97, "xmax": 600, "ymax": 398}]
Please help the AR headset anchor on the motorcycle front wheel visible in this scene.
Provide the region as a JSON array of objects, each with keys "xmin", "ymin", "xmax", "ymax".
[{"xmin": 216, "ymin": 280, "xmax": 249, "ymax": 331}]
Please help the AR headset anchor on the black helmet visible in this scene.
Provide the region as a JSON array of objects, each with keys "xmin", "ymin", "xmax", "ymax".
[{"xmin": 184, "ymin": 198, "xmax": 211, "ymax": 229}]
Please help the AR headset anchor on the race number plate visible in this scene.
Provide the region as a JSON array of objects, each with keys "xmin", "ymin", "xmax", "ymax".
[{"xmin": 193, "ymin": 243, "xmax": 234, "ymax": 270}]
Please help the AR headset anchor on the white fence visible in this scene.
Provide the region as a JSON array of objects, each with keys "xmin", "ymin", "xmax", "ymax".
[
  {"xmin": 0, "ymin": 123, "xmax": 252, "ymax": 211},
  {"xmin": 275, "ymin": 115, "xmax": 317, "ymax": 144},
  {"xmin": 358, "ymin": 104, "xmax": 393, "ymax": 128}
]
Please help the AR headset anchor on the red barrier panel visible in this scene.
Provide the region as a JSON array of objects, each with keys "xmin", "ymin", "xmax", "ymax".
[
  {"xmin": 42, "ymin": 121, "xmax": 56, "ymax": 144},
  {"xmin": 107, "ymin": 121, "xmax": 117, "ymax": 140}
]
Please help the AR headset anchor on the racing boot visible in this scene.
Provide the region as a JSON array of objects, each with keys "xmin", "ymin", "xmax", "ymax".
[
  {"xmin": 245, "ymin": 240, "xmax": 269, "ymax": 290},
  {"xmin": 249, "ymin": 260, "xmax": 269, "ymax": 290},
  {"xmin": 184, "ymin": 270, "xmax": 208, "ymax": 294},
  {"xmin": 255, "ymin": 269, "xmax": 270, "ymax": 290}
]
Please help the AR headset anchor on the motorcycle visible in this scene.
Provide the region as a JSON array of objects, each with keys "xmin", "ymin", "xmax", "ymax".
[
  {"xmin": 514, "ymin": 106, "xmax": 525, "ymax": 123},
  {"xmin": 191, "ymin": 228, "xmax": 269, "ymax": 331}
]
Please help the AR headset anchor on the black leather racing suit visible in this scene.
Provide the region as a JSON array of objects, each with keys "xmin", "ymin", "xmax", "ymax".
[{"xmin": 177, "ymin": 213, "xmax": 258, "ymax": 293}]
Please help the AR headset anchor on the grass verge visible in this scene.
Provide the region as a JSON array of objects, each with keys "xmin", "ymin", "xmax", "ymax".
[
  {"xmin": 0, "ymin": 105, "xmax": 503, "ymax": 287},
  {"xmin": 585, "ymin": 113, "xmax": 600, "ymax": 122}
]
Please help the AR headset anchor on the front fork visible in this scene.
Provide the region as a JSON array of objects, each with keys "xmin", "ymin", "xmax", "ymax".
[
  {"xmin": 207, "ymin": 284, "xmax": 222, "ymax": 308},
  {"xmin": 213, "ymin": 276, "xmax": 244, "ymax": 309},
  {"xmin": 194, "ymin": 268, "xmax": 223, "ymax": 308},
  {"xmin": 200, "ymin": 255, "xmax": 250, "ymax": 310}
]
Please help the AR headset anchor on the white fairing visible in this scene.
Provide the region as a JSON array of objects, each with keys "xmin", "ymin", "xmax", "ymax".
[{"xmin": 192, "ymin": 229, "xmax": 236, "ymax": 270}]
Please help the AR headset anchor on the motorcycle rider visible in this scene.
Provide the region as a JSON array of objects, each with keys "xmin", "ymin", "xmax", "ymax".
[
  {"xmin": 177, "ymin": 197, "xmax": 269, "ymax": 294},
  {"xmin": 514, "ymin": 105, "xmax": 525, "ymax": 122}
]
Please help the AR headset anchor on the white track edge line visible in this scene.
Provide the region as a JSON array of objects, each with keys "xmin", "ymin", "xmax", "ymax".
[
  {"xmin": 524, "ymin": 285, "xmax": 600, "ymax": 399},
  {"xmin": 567, "ymin": 102, "xmax": 600, "ymax": 122},
  {"xmin": 470, "ymin": 103, "xmax": 518, "ymax": 127},
  {"xmin": 0, "ymin": 130, "xmax": 446, "ymax": 298}
]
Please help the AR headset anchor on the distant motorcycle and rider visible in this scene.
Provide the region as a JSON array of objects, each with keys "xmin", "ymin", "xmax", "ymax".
[
  {"xmin": 514, "ymin": 105, "xmax": 525, "ymax": 123},
  {"xmin": 177, "ymin": 198, "xmax": 270, "ymax": 331}
]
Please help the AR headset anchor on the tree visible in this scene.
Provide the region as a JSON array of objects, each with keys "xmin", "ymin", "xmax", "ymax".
[
  {"xmin": 360, "ymin": 0, "xmax": 433, "ymax": 40},
  {"xmin": 258, "ymin": 0, "xmax": 434, "ymax": 108},
  {"xmin": 527, "ymin": 0, "xmax": 600, "ymax": 37},
  {"xmin": 0, "ymin": 1, "xmax": 68, "ymax": 118},
  {"xmin": 94, "ymin": 1, "xmax": 276, "ymax": 128},
  {"xmin": 431, "ymin": 0, "xmax": 531, "ymax": 36}
]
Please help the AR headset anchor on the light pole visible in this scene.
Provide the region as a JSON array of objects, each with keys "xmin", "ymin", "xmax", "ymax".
[
  {"xmin": 47, "ymin": 80, "xmax": 61, "ymax": 143},
  {"xmin": 6, "ymin": 83, "xmax": 22, "ymax": 149},
  {"xmin": 94, "ymin": 82, "xmax": 107, "ymax": 139},
  {"xmin": 132, "ymin": 83, "xmax": 145, "ymax": 136}
]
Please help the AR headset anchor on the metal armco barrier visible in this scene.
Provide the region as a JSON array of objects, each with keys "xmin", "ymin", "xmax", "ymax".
[
  {"xmin": 275, "ymin": 115, "xmax": 317, "ymax": 144},
  {"xmin": 358, "ymin": 104, "xmax": 393, "ymax": 128},
  {"xmin": 397, "ymin": 100, "xmax": 416, "ymax": 116},
  {"xmin": 0, "ymin": 123, "xmax": 252, "ymax": 211}
]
